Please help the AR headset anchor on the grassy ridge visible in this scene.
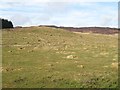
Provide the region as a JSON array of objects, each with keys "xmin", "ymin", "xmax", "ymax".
[{"xmin": 2, "ymin": 27, "xmax": 118, "ymax": 88}]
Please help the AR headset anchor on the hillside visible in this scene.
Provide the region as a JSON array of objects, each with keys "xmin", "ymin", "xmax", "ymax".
[{"xmin": 2, "ymin": 27, "xmax": 118, "ymax": 88}]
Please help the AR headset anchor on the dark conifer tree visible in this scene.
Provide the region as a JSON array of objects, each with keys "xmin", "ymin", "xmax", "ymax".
[{"xmin": 0, "ymin": 18, "xmax": 13, "ymax": 29}]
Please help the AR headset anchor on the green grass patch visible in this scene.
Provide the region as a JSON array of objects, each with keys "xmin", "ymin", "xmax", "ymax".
[{"xmin": 2, "ymin": 27, "xmax": 118, "ymax": 88}]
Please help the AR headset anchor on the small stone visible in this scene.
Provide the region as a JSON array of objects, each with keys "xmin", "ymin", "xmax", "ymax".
[
  {"xmin": 8, "ymin": 51, "xmax": 12, "ymax": 52},
  {"xmin": 111, "ymin": 62, "xmax": 118, "ymax": 69}
]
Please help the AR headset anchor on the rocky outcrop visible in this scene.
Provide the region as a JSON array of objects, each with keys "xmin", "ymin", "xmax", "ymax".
[{"xmin": 0, "ymin": 18, "xmax": 13, "ymax": 29}]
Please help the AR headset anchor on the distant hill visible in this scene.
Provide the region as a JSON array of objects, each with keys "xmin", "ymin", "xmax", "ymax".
[
  {"xmin": 38, "ymin": 25, "xmax": 119, "ymax": 34},
  {"xmin": 11, "ymin": 24, "xmax": 119, "ymax": 34}
]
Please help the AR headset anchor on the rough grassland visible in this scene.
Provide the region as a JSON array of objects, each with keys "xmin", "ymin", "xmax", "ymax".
[{"xmin": 2, "ymin": 27, "xmax": 118, "ymax": 88}]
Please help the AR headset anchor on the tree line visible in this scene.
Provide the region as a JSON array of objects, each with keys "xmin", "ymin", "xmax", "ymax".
[{"xmin": 0, "ymin": 18, "xmax": 13, "ymax": 29}]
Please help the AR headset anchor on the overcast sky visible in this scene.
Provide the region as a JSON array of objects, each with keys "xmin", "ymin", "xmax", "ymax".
[{"xmin": 0, "ymin": 0, "xmax": 118, "ymax": 27}]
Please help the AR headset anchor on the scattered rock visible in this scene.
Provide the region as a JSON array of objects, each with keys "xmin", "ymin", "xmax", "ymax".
[
  {"xmin": 77, "ymin": 65, "xmax": 84, "ymax": 68},
  {"xmin": 67, "ymin": 55, "xmax": 74, "ymax": 59},
  {"xmin": 80, "ymin": 65, "xmax": 84, "ymax": 68},
  {"xmin": 23, "ymin": 37, "xmax": 27, "ymax": 39},
  {"xmin": 56, "ymin": 62, "xmax": 59, "ymax": 64},
  {"xmin": 66, "ymin": 55, "xmax": 78, "ymax": 59},
  {"xmin": 47, "ymin": 64, "xmax": 53, "ymax": 67},
  {"xmin": 33, "ymin": 46, "xmax": 39, "ymax": 50},
  {"xmin": 112, "ymin": 59, "xmax": 117, "ymax": 61},
  {"xmin": 8, "ymin": 50, "xmax": 12, "ymax": 52},
  {"xmin": 74, "ymin": 61, "xmax": 78, "ymax": 63},
  {"xmin": 111, "ymin": 62, "xmax": 118, "ymax": 69}
]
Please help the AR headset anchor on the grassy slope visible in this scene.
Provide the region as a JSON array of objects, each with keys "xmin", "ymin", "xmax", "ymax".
[{"xmin": 2, "ymin": 27, "xmax": 118, "ymax": 88}]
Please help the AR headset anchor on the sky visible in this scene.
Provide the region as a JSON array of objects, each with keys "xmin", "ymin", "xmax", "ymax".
[{"xmin": 0, "ymin": 0, "xmax": 118, "ymax": 28}]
